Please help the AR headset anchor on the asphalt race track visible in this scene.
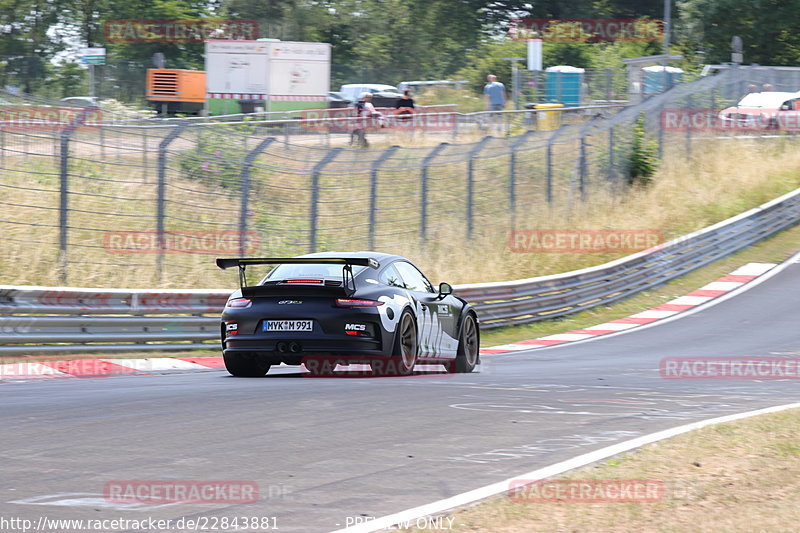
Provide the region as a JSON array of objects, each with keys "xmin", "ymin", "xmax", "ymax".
[{"xmin": 2, "ymin": 259, "xmax": 799, "ymax": 532}]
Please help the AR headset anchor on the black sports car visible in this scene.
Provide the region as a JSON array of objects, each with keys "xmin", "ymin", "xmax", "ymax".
[{"xmin": 215, "ymin": 252, "xmax": 480, "ymax": 377}]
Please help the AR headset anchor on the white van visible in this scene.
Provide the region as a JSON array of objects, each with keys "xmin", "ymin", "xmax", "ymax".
[{"xmin": 339, "ymin": 84, "xmax": 402, "ymax": 103}]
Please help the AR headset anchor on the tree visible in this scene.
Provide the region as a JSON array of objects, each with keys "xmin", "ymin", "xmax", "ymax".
[
  {"xmin": 0, "ymin": 0, "xmax": 66, "ymax": 92},
  {"xmin": 677, "ymin": 0, "xmax": 800, "ymax": 65}
]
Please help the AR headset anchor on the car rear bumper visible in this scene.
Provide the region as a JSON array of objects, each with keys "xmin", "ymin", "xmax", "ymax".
[{"xmin": 223, "ymin": 334, "xmax": 384, "ymax": 357}]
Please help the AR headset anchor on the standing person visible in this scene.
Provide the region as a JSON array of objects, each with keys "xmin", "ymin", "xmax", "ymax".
[
  {"xmin": 351, "ymin": 92, "xmax": 383, "ymax": 148},
  {"xmin": 483, "ymin": 74, "xmax": 506, "ymax": 133},
  {"xmin": 483, "ymin": 74, "xmax": 506, "ymax": 111},
  {"xmin": 350, "ymin": 93, "xmax": 375, "ymax": 148}
]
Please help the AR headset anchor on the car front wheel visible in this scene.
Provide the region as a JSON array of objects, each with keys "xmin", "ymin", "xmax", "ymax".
[{"xmin": 451, "ymin": 313, "xmax": 479, "ymax": 373}]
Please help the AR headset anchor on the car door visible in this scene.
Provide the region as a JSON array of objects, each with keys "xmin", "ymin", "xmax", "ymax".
[{"xmin": 393, "ymin": 261, "xmax": 457, "ymax": 357}]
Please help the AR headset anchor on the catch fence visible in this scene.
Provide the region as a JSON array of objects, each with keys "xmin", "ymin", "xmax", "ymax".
[{"xmin": 1, "ymin": 66, "xmax": 798, "ymax": 288}]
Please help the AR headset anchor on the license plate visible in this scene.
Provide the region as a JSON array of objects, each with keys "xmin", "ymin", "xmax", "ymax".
[{"xmin": 263, "ymin": 320, "xmax": 313, "ymax": 332}]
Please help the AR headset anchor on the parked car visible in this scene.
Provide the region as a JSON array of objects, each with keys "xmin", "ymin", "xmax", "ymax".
[
  {"xmin": 339, "ymin": 84, "xmax": 404, "ymax": 108},
  {"xmin": 59, "ymin": 96, "xmax": 101, "ymax": 108},
  {"xmin": 718, "ymin": 91, "xmax": 800, "ymax": 130},
  {"xmin": 328, "ymin": 91, "xmax": 352, "ymax": 109}
]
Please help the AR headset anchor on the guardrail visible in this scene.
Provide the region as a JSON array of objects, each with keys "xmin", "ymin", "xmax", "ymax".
[
  {"xmin": 1, "ymin": 186, "xmax": 798, "ymax": 353},
  {"xmin": 0, "ymin": 289, "xmax": 229, "ymax": 354},
  {"xmin": 458, "ymin": 186, "xmax": 800, "ymax": 328}
]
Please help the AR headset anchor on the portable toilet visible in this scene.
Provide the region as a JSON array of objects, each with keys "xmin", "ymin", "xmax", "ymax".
[
  {"xmin": 545, "ymin": 66, "xmax": 585, "ymax": 107},
  {"xmin": 642, "ymin": 65, "xmax": 684, "ymax": 94}
]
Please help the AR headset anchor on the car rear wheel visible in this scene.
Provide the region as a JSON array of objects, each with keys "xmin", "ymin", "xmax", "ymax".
[
  {"xmin": 377, "ymin": 310, "xmax": 417, "ymax": 376},
  {"xmin": 452, "ymin": 313, "xmax": 479, "ymax": 373},
  {"xmin": 224, "ymin": 353, "xmax": 271, "ymax": 377}
]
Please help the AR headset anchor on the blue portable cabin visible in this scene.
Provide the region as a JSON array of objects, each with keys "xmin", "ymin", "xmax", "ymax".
[
  {"xmin": 642, "ymin": 66, "xmax": 684, "ymax": 94},
  {"xmin": 545, "ymin": 66, "xmax": 585, "ymax": 107}
]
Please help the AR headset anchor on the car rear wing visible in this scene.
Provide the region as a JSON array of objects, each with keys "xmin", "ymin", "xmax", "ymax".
[{"xmin": 215, "ymin": 256, "xmax": 381, "ymax": 295}]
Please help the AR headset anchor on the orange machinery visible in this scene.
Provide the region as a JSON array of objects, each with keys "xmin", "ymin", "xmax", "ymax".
[{"xmin": 145, "ymin": 69, "xmax": 206, "ymax": 115}]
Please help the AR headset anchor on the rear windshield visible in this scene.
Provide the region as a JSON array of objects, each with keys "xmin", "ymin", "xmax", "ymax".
[{"xmin": 263, "ymin": 263, "xmax": 366, "ymax": 281}]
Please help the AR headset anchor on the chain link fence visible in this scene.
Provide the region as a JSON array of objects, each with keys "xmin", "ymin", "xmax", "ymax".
[{"xmin": 1, "ymin": 66, "xmax": 797, "ymax": 288}]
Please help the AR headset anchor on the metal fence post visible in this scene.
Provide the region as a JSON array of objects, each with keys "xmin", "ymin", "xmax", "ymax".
[
  {"xmin": 309, "ymin": 147, "xmax": 343, "ymax": 252},
  {"xmin": 658, "ymin": 99, "xmax": 665, "ymax": 159},
  {"xmin": 368, "ymin": 146, "xmax": 400, "ymax": 249},
  {"xmin": 55, "ymin": 108, "xmax": 97, "ymax": 285},
  {"xmin": 607, "ymin": 125, "xmax": 615, "ymax": 184},
  {"xmin": 579, "ymin": 135, "xmax": 588, "ymax": 199},
  {"xmin": 142, "ymin": 128, "xmax": 148, "ymax": 182},
  {"xmin": 509, "ymin": 131, "xmax": 533, "ymax": 223},
  {"xmin": 58, "ymin": 128, "xmax": 75, "ymax": 285},
  {"xmin": 239, "ymin": 137, "xmax": 275, "ymax": 255},
  {"xmin": 685, "ymin": 94, "xmax": 693, "ymax": 157},
  {"xmin": 156, "ymin": 123, "xmax": 188, "ymax": 281},
  {"xmin": 467, "ymin": 136, "xmax": 492, "ymax": 239},
  {"xmin": 546, "ymin": 127, "xmax": 565, "ymax": 205},
  {"xmin": 420, "ymin": 143, "xmax": 449, "ymax": 239}
]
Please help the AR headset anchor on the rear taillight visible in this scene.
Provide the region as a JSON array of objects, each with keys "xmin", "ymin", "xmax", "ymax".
[
  {"xmin": 226, "ymin": 298, "xmax": 252, "ymax": 308},
  {"xmin": 335, "ymin": 298, "xmax": 384, "ymax": 307}
]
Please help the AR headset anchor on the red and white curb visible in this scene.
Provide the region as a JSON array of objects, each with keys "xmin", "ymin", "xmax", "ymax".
[
  {"xmin": 0, "ymin": 356, "xmax": 225, "ymax": 381},
  {"xmin": 479, "ymin": 262, "xmax": 777, "ymax": 355},
  {"xmin": 0, "ymin": 262, "xmax": 778, "ymax": 381}
]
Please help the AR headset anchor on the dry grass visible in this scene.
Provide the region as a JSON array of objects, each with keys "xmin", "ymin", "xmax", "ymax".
[
  {"xmin": 399, "ymin": 408, "xmax": 800, "ymax": 533},
  {"xmin": 408, "ymin": 136, "xmax": 800, "ymax": 285},
  {"xmin": 1, "ymin": 132, "xmax": 799, "ymax": 289}
]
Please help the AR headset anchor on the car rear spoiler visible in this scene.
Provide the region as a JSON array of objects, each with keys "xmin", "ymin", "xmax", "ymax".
[{"xmin": 215, "ymin": 256, "xmax": 381, "ymax": 295}]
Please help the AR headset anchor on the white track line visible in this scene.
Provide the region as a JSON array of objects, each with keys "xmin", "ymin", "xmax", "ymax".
[{"xmin": 330, "ymin": 402, "xmax": 800, "ymax": 533}]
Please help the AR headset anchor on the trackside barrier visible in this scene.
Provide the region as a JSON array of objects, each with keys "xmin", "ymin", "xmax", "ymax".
[
  {"xmin": 0, "ymin": 186, "xmax": 798, "ymax": 353},
  {"xmin": 456, "ymin": 186, "xmax": 800, "ymax": 328},
  {"xmin": 0, "ymin": 288, "xmax": 230, "ymax": 354}
]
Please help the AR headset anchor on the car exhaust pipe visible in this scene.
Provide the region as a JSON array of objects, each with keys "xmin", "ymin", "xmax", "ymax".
[
  {"xmin": 276, "ymin": 342, "xmax": 289, "ymax": 354},
  {"xmin": 289, "ymin": 342, "xmax": 302, "ymax": 353}
]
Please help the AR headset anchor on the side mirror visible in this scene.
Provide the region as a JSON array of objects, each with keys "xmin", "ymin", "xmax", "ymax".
[{"xmin": 438, "ymin": 282, "xmax": 453, "ymax": 297}]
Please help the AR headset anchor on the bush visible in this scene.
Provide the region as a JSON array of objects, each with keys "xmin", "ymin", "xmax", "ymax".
[{"xmin": 628, "ymin": 114, "xmax": 658, "ymax": 186}]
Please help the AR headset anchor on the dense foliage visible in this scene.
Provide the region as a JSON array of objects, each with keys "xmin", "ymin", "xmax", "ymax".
[{"xmin": 1, "ymin": 0, "xmax": 798, "ymax": 100}]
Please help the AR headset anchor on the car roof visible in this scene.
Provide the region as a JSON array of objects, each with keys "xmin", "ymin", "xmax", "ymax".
[
  {"xmin": 736, "ymin": 91, "xmax": 800, "ymax": 108},
  {"xmin": 341, "ymin": 84, "xmax": 400, "ymax": 92}
]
